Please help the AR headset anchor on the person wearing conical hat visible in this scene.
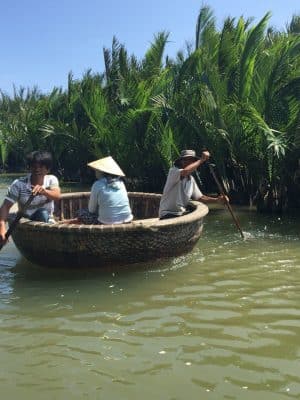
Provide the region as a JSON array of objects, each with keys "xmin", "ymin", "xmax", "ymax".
[
  {"xmin": 159, "ymin": 149, "xmax": 228, "ymax": 219},
  {"xmin": 84, "ymin": 156, "xmax": 133, "ymax": 225}
]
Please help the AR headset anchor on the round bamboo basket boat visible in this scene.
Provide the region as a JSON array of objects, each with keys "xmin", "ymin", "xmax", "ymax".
[{"xmin": 10, "ymin": 192, "xmax": 209, "ymax": 268}]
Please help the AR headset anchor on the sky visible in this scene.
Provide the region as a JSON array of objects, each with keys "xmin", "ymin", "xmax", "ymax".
[{"xmin": 1, "ymin": 0, "xmax": 299, "ymax": 95}]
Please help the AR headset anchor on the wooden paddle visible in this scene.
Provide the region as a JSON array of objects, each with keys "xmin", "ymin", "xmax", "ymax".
[
  {"xmin": 208, "ymin": 163, "xmax": 245, "ymax": 239},
  {"xmin": 0, "ymin": 193, "xmax": 35, "ymax": 250}
]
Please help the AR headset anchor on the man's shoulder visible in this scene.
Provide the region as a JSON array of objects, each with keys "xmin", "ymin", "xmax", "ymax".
[
  {"xmin": 167, "ymin": 166, "xmax": 181, "ymax": 178},
  {"xmin": 10, "ymin": 175, "xmax": 28, "ymax": 186},
  {"xmin": 162, "ymin": 167, "xmax": 181, "ymax": 192},
  {"xmin": 45, "ymin": 174, "xmax": 58, "ymax": 179},
  {"xmin": 45, "ymin": 174, "xmax": 59, "ymax": 184}
]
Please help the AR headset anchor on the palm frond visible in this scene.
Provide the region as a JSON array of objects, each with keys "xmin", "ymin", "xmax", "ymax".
[
  {"xmin": 195, "ymin": 5, "xmax": 216, "ymax": 49},
  {"xmin": 239, "ymin": 13, "xmax": 271, "ymax": 101},
  {"xmin": 142, "ymin": 31, "xmax": 169, "ymax": 78}
]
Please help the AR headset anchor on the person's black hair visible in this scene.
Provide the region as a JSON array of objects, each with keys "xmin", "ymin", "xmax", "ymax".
[
  {"xmin": 26, "ymin": 151, "xmax": 53, "ymax": 170},
  {"xmin": 103, "ymin": 172, "xmax": 119, "ymax": 179}
]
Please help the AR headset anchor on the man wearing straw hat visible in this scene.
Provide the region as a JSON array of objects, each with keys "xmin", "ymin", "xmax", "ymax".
[
  {"xmin": 159, "ymin": 149, "xmax": 228, "ymax": 219},
  {"xmin": 79, "ymin": 156, "xmax": 133, "ymax": 225}
]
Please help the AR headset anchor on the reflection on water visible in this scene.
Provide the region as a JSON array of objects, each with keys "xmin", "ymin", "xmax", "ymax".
[{"xmin": 0, "ymin": 182, "xmax": 300, "ymax": 399}]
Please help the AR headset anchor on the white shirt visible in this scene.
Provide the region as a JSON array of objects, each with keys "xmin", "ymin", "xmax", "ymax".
[{"xmin": 159, "ymin": 167, "xmax": 202, "ymax": 218}]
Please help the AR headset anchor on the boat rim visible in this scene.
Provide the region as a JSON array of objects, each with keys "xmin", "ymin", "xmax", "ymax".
[{"xmin": 10, "ymin": 204, "xmax": 209, "ymax": 233}]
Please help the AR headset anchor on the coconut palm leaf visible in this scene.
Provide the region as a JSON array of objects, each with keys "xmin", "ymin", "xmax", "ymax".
[
  {"xmin": 195, "ymin": 5, "xmax": 216, "ymax": 49},
  {"xmin": 141, "ymin": 32, "xmax": 169, "ymax": 79},
  {"xmin": 239, "ymin": 13, "xmax": 271, "ymax": 101},
  {"xmin": 286, "ymin": 14, "xmax": 300, "ymax": 34}
]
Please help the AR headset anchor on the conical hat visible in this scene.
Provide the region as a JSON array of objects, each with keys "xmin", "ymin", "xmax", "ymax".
[{"xmin": 87, "ymin": 156, "xmax": 125, "ymax": 177}]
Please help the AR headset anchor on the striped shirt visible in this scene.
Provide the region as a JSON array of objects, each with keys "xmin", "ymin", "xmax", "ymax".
[{"xmin": 5, "ymin": 174, "xmax": 60, "ymax": 217}]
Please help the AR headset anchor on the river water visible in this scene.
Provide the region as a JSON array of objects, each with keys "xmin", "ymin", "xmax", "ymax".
[{"xmin": 0, "ymin": 180, "xmax": 300, "ymax": 399}]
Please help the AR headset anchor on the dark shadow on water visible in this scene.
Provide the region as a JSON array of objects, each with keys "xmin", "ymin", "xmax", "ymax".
[
  {"xmin": 0, "ymin": 252, "xmax": 194, "ymax": 310},
  {"xmin": 10, "ymin": 252, "xmax": 187, "ymax": 282}
]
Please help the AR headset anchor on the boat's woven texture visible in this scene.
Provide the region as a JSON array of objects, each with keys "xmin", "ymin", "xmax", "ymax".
[{"xmin": 10, "ymin": 192, "xmax": 208, "ymax": 267}]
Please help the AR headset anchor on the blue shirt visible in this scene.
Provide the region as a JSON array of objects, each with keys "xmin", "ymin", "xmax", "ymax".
[{"xmin": 88, "ymin": 177, "xmax": 133, "ymax": 224}]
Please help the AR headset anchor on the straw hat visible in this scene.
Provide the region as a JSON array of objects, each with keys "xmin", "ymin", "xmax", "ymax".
[
  {"xmin": 87, "ymin": 156, "xmax": 125, "ymax": 177},
  {"xmin": 174, "ymin": 149, "xmax": 200, "ymax": 165}
]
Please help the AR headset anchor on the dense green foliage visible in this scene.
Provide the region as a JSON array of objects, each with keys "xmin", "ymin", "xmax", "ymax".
[{"xmin": 1, "ymin": 7, "xmax": 300, "ymax": 211}]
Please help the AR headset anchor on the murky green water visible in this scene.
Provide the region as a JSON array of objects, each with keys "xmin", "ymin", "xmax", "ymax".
[{"xmin": 0, "ymin": 180, "xmax": 300, "ymax": 399}]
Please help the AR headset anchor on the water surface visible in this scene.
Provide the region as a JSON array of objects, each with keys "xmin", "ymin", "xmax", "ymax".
[{"xmin": 0, "ymin": 183, "xmax": 300, "ymax": 399}]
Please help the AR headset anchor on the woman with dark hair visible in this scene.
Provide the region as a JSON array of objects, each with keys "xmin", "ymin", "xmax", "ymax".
[{"xmin": 0, "ymin": 151, "xmax": 61, "ymax": 246}]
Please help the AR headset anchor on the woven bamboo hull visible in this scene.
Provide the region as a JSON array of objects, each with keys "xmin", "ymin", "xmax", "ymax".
[{"xmin": 10, "ymin": 192, "xmax": 209, "ymax": 268}]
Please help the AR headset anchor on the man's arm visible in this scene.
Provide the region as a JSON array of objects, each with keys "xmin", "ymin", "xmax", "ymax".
[
  {"xmin": 31, "ymin": 185, "xmax": 61, "ymax": 200},
  {"xmin": 180, "ymin": 151, "xmax": 210, "ymax": 177},
  {"xmin": 32, "ymin": 176, "xmax": 61, "ymax": 200},
  {"xmin": 198, "ymin": 194, "xmax": 229, "ymax": 204},
  {"xmin": 0, "ymin": 199, "xmax": 14, "ymax": 244}
]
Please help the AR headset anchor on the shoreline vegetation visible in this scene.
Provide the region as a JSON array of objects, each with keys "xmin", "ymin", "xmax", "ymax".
[{"xmin": 0, "ymin": 6, "xmax": 299, "ymax": 213}]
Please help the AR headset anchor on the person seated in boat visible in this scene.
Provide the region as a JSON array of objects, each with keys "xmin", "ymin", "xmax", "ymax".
[
  {"xmin": 159, "ymin": 149, "xmax": 228, "ymax": 219},
  {"xmin": 77, "ymin": 156, "xmax": 133, "ymax": 225},
  {"xmin": 0, "ymin": 150, "xmax": 61, "ymax": 246}
]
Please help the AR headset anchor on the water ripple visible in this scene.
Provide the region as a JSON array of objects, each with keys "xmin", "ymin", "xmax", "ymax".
[{"xmin": 0, "ymin": 209, "xmax": 300, "ymax": 398}]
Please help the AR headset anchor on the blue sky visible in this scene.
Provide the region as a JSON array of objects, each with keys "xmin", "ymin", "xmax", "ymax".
[{"xmin": 1, "ymin": 0, "xmax": 299, "ymax": 95}]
